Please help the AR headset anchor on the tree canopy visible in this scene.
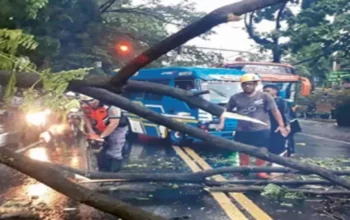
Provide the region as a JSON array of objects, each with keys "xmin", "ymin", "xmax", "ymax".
[
  {"xmin": 242, "ymin": 0, "xmax": 350, "ymax": 81},
  {"xmin": 0, "ymin": 0, "xmax": 222, "ymax": 74}
]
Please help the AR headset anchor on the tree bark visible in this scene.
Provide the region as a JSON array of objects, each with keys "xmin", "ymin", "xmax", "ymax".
[
  {"xmin": 72, "ymin": 86, "xmax": 350, "ymax": 190},
  {"xmin": 271, "ymin": 2, "xmax": 287, "ymax": 63},
  {"xmin": 52, "ymin": 163, "xmax": 350, "ymax": 183},
  {"xmin": 206, "ymin": 179, "xmax": 335, "ymax": 187},
  {"xmin": 209, "ymin": 187, "xmax": 350, "ymax": 196},
  {"xmin": 0, "ymin": 147, "xmax": 165, "ymax": 220},
  {"xmin": 54, "ymin": 164, "xmax": 342, "ymax": 187},
  {"xmin": 108, "ymin": 0, "xmax": 289, "ymax": 88}
]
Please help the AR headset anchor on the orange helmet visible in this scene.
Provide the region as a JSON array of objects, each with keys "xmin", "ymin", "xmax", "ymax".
[{"xmin": 240, "ymin": 73, "xmax": 260, "ymax": 83}]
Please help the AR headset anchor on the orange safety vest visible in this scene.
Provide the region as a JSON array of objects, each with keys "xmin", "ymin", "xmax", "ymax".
[{"xmin": 82, "ymin": 104, "xmax": 110, "ymax": 133}]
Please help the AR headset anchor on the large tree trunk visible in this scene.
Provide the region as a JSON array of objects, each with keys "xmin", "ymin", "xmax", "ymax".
[{"xmin": 272, "ymin": 46, "xmax": 282, "ymax": 63}]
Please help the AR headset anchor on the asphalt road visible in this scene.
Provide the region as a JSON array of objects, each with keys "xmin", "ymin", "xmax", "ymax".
[
  {"xmin": 0, "ymin": 119, "xmax": 350, "ymax": 220},
  {"xmin": 295, "ymin": 119, "xmax": 350, "ymax": 158}
]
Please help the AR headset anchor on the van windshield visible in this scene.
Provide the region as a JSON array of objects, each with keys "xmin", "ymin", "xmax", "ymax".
[{"xmin": 202, "ymin": 81, "xmax": 242, "ymax": 103}]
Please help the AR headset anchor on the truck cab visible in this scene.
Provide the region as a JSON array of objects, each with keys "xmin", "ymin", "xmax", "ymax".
[{"xmin": 223, "ymin": 62, "xmax": 311, "ymax": 103}]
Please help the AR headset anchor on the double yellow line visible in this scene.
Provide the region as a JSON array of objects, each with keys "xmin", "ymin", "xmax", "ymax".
[{"xmin": 173, "ymin": 146, "xmax": 272, "ymax": 220}]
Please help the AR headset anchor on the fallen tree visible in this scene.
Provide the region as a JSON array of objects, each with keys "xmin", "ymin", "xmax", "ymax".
[
  {"xmin": 0, "ymin": 0, "xmax": 348, "ymax": 218},
  {"xmin": 74, "ymin": 86, "xmax": 350, "ymax": 189},
  {"xmin": 2, "ymin": 72, "xmax": 350, "ymax": 189},
  {"xmin": 2, "ymin": 76, "xmax": 350, "ymax": 189}
]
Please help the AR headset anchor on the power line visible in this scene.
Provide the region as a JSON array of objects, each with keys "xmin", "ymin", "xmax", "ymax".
[{"xmin": 182, "ymin": 45, "xmax": 256, "ymax": 55}]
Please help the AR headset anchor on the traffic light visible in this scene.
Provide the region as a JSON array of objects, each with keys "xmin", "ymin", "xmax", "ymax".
[
  {"xmin": 119, "ymin": 44, "xmax": 129, "ymax": 52},
  {"xmin": 116, "ymin": 42, "xmax": 131, "ymax": 54}
]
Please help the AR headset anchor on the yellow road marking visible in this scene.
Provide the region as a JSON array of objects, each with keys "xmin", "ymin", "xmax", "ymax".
[
  {"xmin": 172, "ymin": 146, "xmax": 247, "ymax": 220},
  {"xmin": 183, "ymin": 147, "xmax": 272, "ymax": 220}
]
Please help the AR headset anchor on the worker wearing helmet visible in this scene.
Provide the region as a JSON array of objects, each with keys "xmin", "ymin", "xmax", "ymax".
[
  {"xmin": 218, "ymin": 73, "xmax": 288, "ymax": 179},
  {"xmin": 65, "ymin": 92, "xmax": 81, "ymax": 110},
  {"xmin": 64, "ymin": 91, "xmax": 82, "ymax": 132},
  {"xmin": 81, "ymin": 95, "xmax": 128, "ymax": 172}
]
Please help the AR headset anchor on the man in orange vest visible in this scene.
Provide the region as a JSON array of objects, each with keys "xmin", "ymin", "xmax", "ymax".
[{"xmin": 81, "ymin": 95, "xmax": 128, "ymax": 172}]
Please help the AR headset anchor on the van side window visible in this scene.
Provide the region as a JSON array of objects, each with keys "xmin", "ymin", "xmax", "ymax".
[
  {"xmin": 144, "ymin": 80, "xmax": 170, "ymax": 100},
  {"xmin": 174, "ymin": 80, "xmax": 195, "ymax": 91},
  {"xmin": 174, "ymin": 79, "xmax": 196, "ymax": 109}
]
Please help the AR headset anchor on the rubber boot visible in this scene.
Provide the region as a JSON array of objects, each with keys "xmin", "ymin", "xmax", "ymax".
[
  {"xmin": 255, "ymin": 158, "xmax": 271, "ymax": 179},
  {"xmin": 110, "ymin": 158, "xmax": 123, "ymax": 172},
  {"xmin": 96, "ymin": 151, "xmax": 111, "ymax": 172},
  {"xmin": 239, "ymin": 153, "xmax": 250, "ymax": 166}
]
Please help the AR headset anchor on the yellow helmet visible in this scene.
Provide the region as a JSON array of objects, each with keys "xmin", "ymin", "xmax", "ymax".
[
  {"xmin": 80, "ymin": 94, "xmax": 94, "ymax": 101},
  {"xmin": 240, "ymin": 73, "xmax": 260, "ymax": 83}
]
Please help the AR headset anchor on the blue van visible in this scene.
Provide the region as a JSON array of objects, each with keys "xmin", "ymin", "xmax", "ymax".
[{"xmin": 121, "ymin": 67, "xmax": 245, "ymax": 145}]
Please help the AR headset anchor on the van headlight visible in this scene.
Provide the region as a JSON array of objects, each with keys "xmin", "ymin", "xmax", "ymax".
[{"xmin": 159, "ymin": 126, "xmax": 168, "ymax": 138}]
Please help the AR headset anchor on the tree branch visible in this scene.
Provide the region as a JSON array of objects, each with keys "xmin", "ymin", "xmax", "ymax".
[
  {"xmin": 104, "ymin": 8, "xmax": 179, "ymax": 25},
  {"xmin": 72, "ymin": 86, "xmax": 350, "ymax": 190},
  {"xmin": 209, "ymin": 186, "xmax": 350, "ymax": 196},
  {"xmin": 99, "ymin": 0, "xmax": 117, "ymax": 13},
  {"xmin": 244, "ymin": 12, "xmax": 273, "ymax": 46},
  {"xmin": 0, "ymin": 147, "xmax": 165, "ymax": 220},
  {"xmin": 99, "ymin": 0, "xmax": 111, "ymax": 9},
  {"xmin": 207, "ymin": 179, "xmax": 335, "ymax": 187},
  {"xmin": 275, "ymin": 3, "xmax": 287, "ymax": 30},
  {"xmin": 51, "ymin": 163, "xmax": 350, "ymax": 185},
  {"xmin": 292, "ymin": 43, "xmax": 337, "ymax": 66},
  {"xmin": 293, "ymin": 54, "xmax": 324, "ymax": 66},
  {"xmin": 108, "ymin": 0, "xmax": 289, "ymax": 89}
]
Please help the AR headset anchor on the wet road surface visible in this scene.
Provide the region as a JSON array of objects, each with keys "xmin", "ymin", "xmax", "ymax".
[
  {"xmin": 0, "ymin": 119, "xmax": 349, "ymax": 219},
  {"xmin": 295, "ymin": 120, "xmax": 350, "ymax": 158}
]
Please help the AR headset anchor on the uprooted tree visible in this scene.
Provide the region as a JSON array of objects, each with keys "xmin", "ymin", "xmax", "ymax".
[{"xmin": 1, "ymin": 0, "xmax": 350, "ymax": 219}]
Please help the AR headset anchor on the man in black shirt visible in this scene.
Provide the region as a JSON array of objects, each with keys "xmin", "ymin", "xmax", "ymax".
[{"xmin": 263, "ymin": 85, "xmax": 290, "ymax": 157}]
